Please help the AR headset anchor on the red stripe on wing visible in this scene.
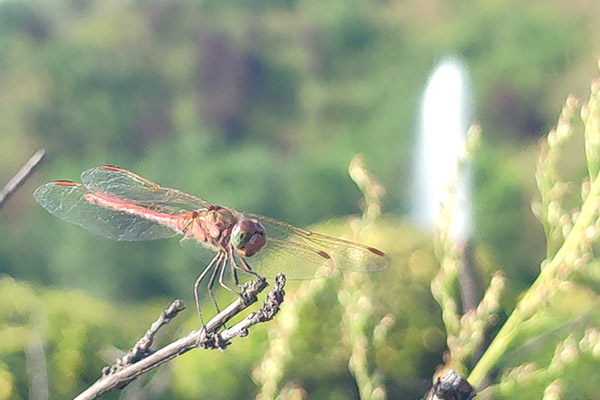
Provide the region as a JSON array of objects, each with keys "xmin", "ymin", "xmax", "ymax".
[{"xmin": 53, "ymin": 180, "xmax": 76, "ymax": 186}]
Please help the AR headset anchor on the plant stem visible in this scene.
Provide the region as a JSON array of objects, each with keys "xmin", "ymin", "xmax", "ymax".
[
  {"xmin": 0, "ymin": 149, "xmax": 45, "ymax": 209},
  {"xmin": 469, "ymin": 166, "xmax": 600, "ymax": 387}
]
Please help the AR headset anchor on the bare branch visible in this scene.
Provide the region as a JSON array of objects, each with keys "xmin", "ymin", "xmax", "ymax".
[
  {"xmin": 208, "ymin": 273, "xmax": 286, "ymax": 347},
  {"xmin": 0, "ymin": 149, "xmax": 46, "ymax": 210},
  {"xmin": 74, "ymin": 274, "xmax": 285, "ymax": 400},
  {"xmin": 102, "ymin": 300, "xmax": 186, "ymax": 376}
]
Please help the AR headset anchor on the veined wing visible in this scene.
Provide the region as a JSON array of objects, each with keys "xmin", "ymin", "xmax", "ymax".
[
  {"xmin": 81, "ymin": 166, "xmax": 211, "ymax": 211},
  {"xmin": 244, "ymin": 238, "xmax": 334, "ymax": 279},
  {"xmin": 244, "ymin": 213, "xmax": 390, "ymax": 272},
  {"xmin": 179, "ymin": 235, "xmax": 218, "ymax": 265},
  {"xmin": 34, "ymin": 181, "xmax": 183, "ymax": 241},
  {"xmin": 180, "ymin": 234, "xmax": 332, "ymax": 280}
]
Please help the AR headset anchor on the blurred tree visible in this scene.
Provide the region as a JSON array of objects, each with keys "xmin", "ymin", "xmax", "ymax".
[{"xmin": 0, "ymin": 6, "xmax": 598, "ymax": 395}]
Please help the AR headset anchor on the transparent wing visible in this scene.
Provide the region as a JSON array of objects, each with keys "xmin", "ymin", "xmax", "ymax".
[
  {"xmin": 179, "ymin": 235, "xmax": 218, "ymax": 265},
  {"xmin": 180, "ymin": 235, "xmax": 332, "ymax": 280},
  {"xmin": 81, "ymin": 166, "xmax": 211, "ymax": 211},
  {"xmin": 244, "ymin": 213, "xmax": 390, "ymax": 272},
  {"xmin": 34, "ymin": 181, "xmax": 180, "ymax": 241},
  {"xmin": 243, "ymin": 238, "xmax": 334, "ymax": 280}
]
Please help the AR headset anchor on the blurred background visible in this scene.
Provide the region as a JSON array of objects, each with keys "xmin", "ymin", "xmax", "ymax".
[{"xmin": 1, "ymin": 0, "xmax": 599, "ymax": 399}]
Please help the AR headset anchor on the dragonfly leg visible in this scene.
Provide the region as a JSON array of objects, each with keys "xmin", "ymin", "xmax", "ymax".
[
  {"xmin": 194, "ymin": 253, "xmax": 222, "ymax": 328},
  {"xmin": 206, "ymin": 254, "xmax": 224, "ymax": 315},
  {"xmin": 233, "ymin": 267, "xmax": 240, "ymax": 287},
  {"xmin": 239, "ymin": 255, "xmax": 261, "ymax": 278},
  {"xmin": 218, "ymin": 259, "xmax": 238, "ymax": 295},
  {"xmin": 227, "ymin": 248, "xmax": 245, "ymax": 288}
]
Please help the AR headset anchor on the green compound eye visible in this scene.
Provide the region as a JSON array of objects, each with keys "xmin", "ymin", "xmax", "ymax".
[{"xmin": 231, "ymin": 230, "xmax": 247, "ymax": 248}]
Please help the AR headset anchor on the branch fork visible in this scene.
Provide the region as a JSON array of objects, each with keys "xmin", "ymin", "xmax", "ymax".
[{"xmin": 75, "ymin": 273, "xmax": 286, "ymax": 400}]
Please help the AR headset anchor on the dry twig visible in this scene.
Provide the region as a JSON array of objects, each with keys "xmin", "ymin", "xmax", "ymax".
[
  {"xmin": 0, "ymin": 149, "xmax": 46, "ymax": 210},
  {"xmin": 74, "ymin": 274, "xmax": 286, "ymax": 400}
]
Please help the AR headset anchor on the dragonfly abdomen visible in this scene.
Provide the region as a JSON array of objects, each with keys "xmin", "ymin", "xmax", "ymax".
[{"xmin": 84, "ymin": 192, "xmax": 191, "ymax": 233}]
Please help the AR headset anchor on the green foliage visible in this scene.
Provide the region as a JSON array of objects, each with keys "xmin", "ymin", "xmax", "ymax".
[
  {"xmin": 0, "ymin": 276, "xmax": 160, "ymax": 399},
  {"xmin": 1, "ymin": 0, "xmax": 600, "ymax": 398},
  {"xmin": 473, "ymin": 145, "xmax": 545, "ymax": 297},
  {"xmin": 0, "ymin": 216, "xmax": 442, "ymax": 399},
  {"xmin": 0, "ymin": 0, "xmax": 590, "ymax": 304},
  {"xmin": 434, "ymin": 67, "xmax": 600, "ymax": 399},
  {"xmin": 252, "ymin": 217, "xmax": 443, "ymax": 400},
  {"xmin": 434, "ymin": 0, "xmax": 586, "ymax": 142}
]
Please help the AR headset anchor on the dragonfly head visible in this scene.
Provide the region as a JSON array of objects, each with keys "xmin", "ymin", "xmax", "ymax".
[{"xmin": 231, "ymin": 219, "xmax": 266, "ymax": 257}]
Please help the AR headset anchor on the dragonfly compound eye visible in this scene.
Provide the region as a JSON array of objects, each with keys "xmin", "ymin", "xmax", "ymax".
[{"xmin": 231, "ymin": 220, "xmax": 266, "ymax": 257}]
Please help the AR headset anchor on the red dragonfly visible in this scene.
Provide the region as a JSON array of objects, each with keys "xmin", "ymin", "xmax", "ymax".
[{"xmin": 34, "ymin": 166, "xmax": 389, "ymax": 323}]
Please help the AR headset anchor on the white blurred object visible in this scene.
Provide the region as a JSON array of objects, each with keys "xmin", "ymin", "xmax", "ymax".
[{"xmin": 413, "ymin": 57, "xmax": 472, "ymax": 241}]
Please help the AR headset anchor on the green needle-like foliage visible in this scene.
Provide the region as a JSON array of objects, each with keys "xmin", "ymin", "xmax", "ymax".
[{"xmin": 433, "ymin": 61, "xmax": 600, "ymax": 399}]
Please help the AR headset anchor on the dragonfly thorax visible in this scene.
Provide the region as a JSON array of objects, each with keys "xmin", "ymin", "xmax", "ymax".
[
  {"xmin": 231, "ymin": 219, "xmax": 266, "ymax": 257},
  {"xmin": 186, "ymin": 206, "xmax": 238, "ymax": 246},
  {"xmin": 204, "ymin": 206, "xmax": 237, "ymax": 239},
  {"xmin": 188, "ymin": 207, "xmax": 266, "ymax": 256}
]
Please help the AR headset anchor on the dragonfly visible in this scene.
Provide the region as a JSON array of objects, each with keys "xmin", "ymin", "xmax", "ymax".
[{"xmin": 34, "ymin": 166, "xmax": 390, "ymax": 324}]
